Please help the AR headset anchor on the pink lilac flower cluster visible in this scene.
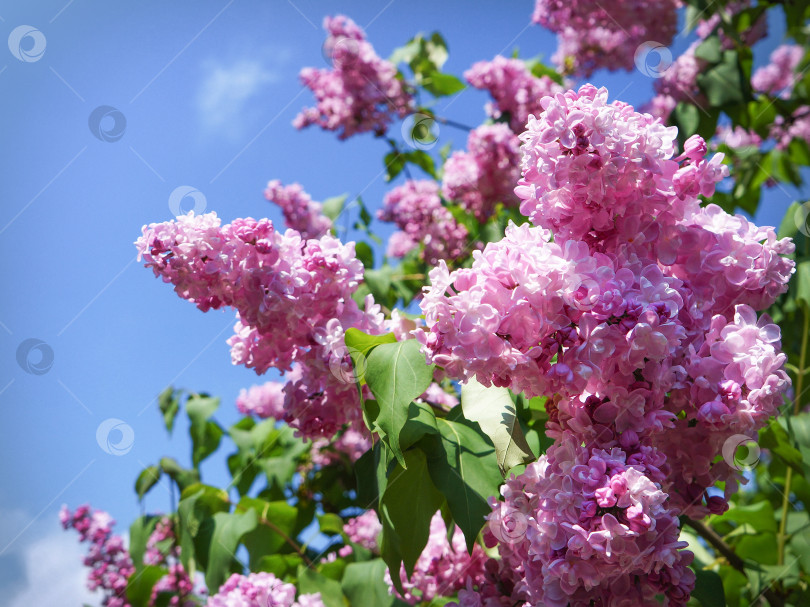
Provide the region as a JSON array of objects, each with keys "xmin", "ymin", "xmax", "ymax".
[
  {"xmin": 136, "ymin": 212, "xmax": 385, "ymax": 439},
  {"xmin": 417, "ymin": 85, "xmax": 794, "ymax": 605},
  {"xmin": 264, "ymin": 180, "xmax": 332, "ymax": 240},
  {"xmin": 752, "ymin": 44, "xmax": 804, "ymax": 98},
  {"xmin": 236, "ymin": 381, "xmax": 286, "ymax": 420},
  {"xmin": 384, "ymin": 511, "xmax": 488, "ymax": 605},
  {"xmin": 464, "ymin": 56, "xmax": 564, "ymax": 133},
  {"xmin": 309, "ymin": 427, "xmax": 371, "ymax": 466},
  {"xmin": 715, "ymin": 124, "xmax": 762, "ymax": 149},
  {"xmin": 772, "ymin": 106, "xmax": 810, "ymax": 150},
  {"xmin": 378, "ymin": 180, "xmax": 469, "ymax": 265},
  {"xmin": 60, "ymin": 505, "xmax": 135, "ymax": 607},
  {"xmin": 442, "ymin": 124, "xmax": 522, "ymax": 221},
  {"xmin": 294, "ymin": 15, "xmax": 412, "ymax": 139},
  {"xmin": 207, "ymin": 572, "xmax": 325, "ymax": 607},
  {"xmin": 531, "ymin": 0, "xmax": 678, "ymax": 76},
  {"xmin": 344, "ymin": 509, "xmax": 383, "ymax": 551},
  {"xmin": 645, "ymin": 41, "xmax": 705, "ymax": 122}
]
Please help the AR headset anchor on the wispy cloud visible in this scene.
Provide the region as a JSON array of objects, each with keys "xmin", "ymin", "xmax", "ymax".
[
  {"xmin": 1, "ymin": 510, "xmax": 97, "ymax": 607},
  {"xmin": 197, "ymin": 52, "xmax": 290, "ymax": 139}
]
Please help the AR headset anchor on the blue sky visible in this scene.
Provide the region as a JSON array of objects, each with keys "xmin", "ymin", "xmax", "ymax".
[{"xmin": 0, "ymin": 1, "xmax": 803, "ymax": 604}]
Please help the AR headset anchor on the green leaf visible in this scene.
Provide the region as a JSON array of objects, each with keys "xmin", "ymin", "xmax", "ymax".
[
  {"xmin": 778, "ymin": 201, "xmax": 803, "ymax": 240},
  {"xmin": 135, "ymin": 465, "xmax": 162, "ymax": 501},
  {"xmin": 355, "ymin": 444, "xmax": 386, "ymax": 508},
  {"xmin": 405, "ymin": 150, "xmax": 437, "ymax": 178},
  {"xmin": 422, "ymin": 72, "xmax": 465, "ymax": 97},
  {"xmin": 186, "ymin": 395, "xmax": 224, "ymax": 468},
  {"xmin": 204, "ymin": 510, "xmax": 258, "ymax": 591},
  {"xmin": 365, "ymin": 340, "xmax": 435, "ymax": 466},
  {"xmin": 384, "ymin": 151, "xmax": 406, "ymax": 182},
  {"xmin": 364, "ymin": 267, "xmax": 393, "ymax": 307},
  {"xmin": 399, "ymin": 401, "xmax": 439, "ymax": 451},
  {"xmin": 421, "ymin": 417, "xmax": 503, "ymax": 551},
  {"xmin": 239, "ymin": 497, "xmax": 301, "ymax": 568},
  {"xmin": 128, "ymin": 515, "xmax": 160, "ymax": 568},
  {"xmin": 176, "ymin": 484, "xmax": 230, "ymax": 572},
  {"xmin": 796, "ymin": 261, "xmax": 810, "ymax": 311},
  {"xmin": 379, "ymin": 449, "xmax": 444, "ymax": 580},
  {"xmin": 322, "ymin": 194, "xmax": 348, "ymax": 222},
  {"xmin": 355, "ymin": 241, "xmax": 374, "ymax": 268},
  {"xmin": 126, "ymin": 565, "xmax": 167, "ymax": 607},
  {"xmin": 713, "ymin": 501, "xmax": 777, "ymax": 533},
  {"xmin": 694, "ymin": 35, "xmax": 721, "ymax": 63},
  {"xmin": 697, "ymin": 50, "xmax": 749, "ymax": 107},
  {"xmin": 342, "ymin": 560, "xmax": 396, "ymax": 607},
  {"xmin": 460, "ymin": 378, "xmax": 534, "ymax": 474},
  {"xmin": 344, "ymin": 328, "xmax": 397, "ymax": 361},
  {"xmin": 318, "ymin": 512, "xmax": 345, "ymax": 536},
  {"xmin": 158, "ymin": 456, "xmax": 199, "ymax": 491},
  {"xmin": 157, "ymin": 387, "xmax": 180, "ymax": 434},
  {"xmin": 297, "ymin": 565, "xmax": 347, "ymax": 607},
  {"xmin": 255, "ymin": 553, "xmax": 303, "ymax": 578},
  {"xmin": 759, "ymin": 422, "xmax": 804, "ymax": 475},
  {"xmin": 691, "ymin": 568, "xmax": 726, "ymax": 607}
]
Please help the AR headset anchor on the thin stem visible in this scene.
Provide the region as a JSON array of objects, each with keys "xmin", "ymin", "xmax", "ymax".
[
  {"xmin": 235, "ymin": 502, "xmax": 313, "ymax": 566},
  {"xmin": 778, "ymin": 307, "xmax": 810, "ymax": 566},
  {"xmin": 684, "ymin": 518, "xmax": 785, "ymax": 607},
  {"xmin": 433, "ymin": 116, "xmax": 473, "ymax": 132}
]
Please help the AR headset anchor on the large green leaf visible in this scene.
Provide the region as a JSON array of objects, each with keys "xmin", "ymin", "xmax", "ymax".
[
  {"xmin": 239, "ymin": 497, "xmax": 300, "ymax": 567},
  {"xmin": 176, "ymin": 484, "xmax": 229, "ymax": 572},
  {"xmin": 204, "ymin": 509, "xmax": 258, "ymax": 592},
  {"xmin": 159, "ymin": 456, "xmax": 199, "ymax": 491},
  {"xmin": 297, "ymin": 565, "xmax": 347, "ymax": 607},
  {"xmin": 460, "ymin": 378, "xmax": 534, "ymax": 474},
  {"xmin": 135, "ymin": 465, "xmax": 161, "ymax": 501},
  {"xmin": 692, "ymin": 568, "xmax": 726, "ymax": 607},
  {"xmin": 421, "ymin": 417, "xmax": 503, "ymax": 551},
  {"xmin": 342, "ymin": 560, "xmax": 396, "ymax": 607},
  {"xmin": 128, "ymin": 515, "xmax": 160, "ymax": 568},
  {"xmin": 126, "ymin": 565, "xmax": 168, "ymax": 607},
  {"xmin": 321, "ymin": 194, "xmax": 348, "ymax": 222},
  {"xmin": 157, "ymin": 386, "xmax": 180, "ymax": 434},
  {"xmin": 379, "ymin": 449, "xmax": 444, "ymax": 582},
  {"xmin": 365, "ymin": 339, "xmax": 435, "ymax": 466},
  {"xmin": 186, "ymin": 395, "xmax": 224, "ymax": 468}
]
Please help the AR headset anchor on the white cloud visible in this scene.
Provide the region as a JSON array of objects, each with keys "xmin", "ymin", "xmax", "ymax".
[
  {"xmin": 197, "ymin": 56, "xmax": 284, "ymax": 138},
  {"xmin": 0, "ymin": 509, "xmax": 98, "ymax": 607}
]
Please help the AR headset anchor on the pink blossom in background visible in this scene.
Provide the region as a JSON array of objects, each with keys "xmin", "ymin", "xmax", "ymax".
[
  {"xmin": 264, "ymin": 180, "xmax": 332, "ymax": 240},
  {"xmin": 465, "ymin": 56, "xmax": 564, "ymax": 132},
  {"xmin": 294, "ymin": 15, "xmax": 413, "ymax": 139},
  {"xmin": 442, "ymin": 124, "xmax": 521, "ymax": 220},
  {"xmin": 379, "ymin": 180, "xmax": 469, "ymax": 265},
  {"xmin": 715, "ymin": 124, "xmax": 762, "ymax": 149},
  {"xmin": 385, "ymin": 511, "xmax": 488, "ymax": 605},
  {"xmin": 236, "ymin": 381, "xmax": 286, "ymax": 420},
  {"xmin": 752, "ymin": 44, "xmax": 804, "ymax": 98},
  {"xmin": 207, "ymin": 572, "xmax": 324, "ymax": 607},
  {"xmin": 532, "ymin": 0, "xmax": 678, "ymax": 76},
  {"xmin": 309, "ymin": 427, "xmax": 371, "ymax": 466},
  {"xmin": 696, "ymin": 0, "xmax": 768, "ymax": 48},
  {"xmin": 60, "ymin": 505, "xmax": 135, "ymax": 607},
  {"xmin": 343, "ymin": 510, "xmax": 382, "ymax": 551}
]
